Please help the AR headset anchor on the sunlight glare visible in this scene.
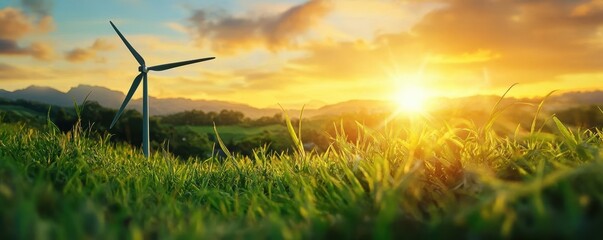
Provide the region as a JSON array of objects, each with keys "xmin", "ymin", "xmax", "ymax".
[{"xmin": 394, "ymin": 85, "xmax": 430, "ymax": 113}]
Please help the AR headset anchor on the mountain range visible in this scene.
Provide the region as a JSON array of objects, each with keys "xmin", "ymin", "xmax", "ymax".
[
  {"xmin": 0, "ymin": 85, "xmax": 397, "ymax": 118},
  {"xmin": 1, "ymin": 85, "xmax": 603, "ymax": 118}
]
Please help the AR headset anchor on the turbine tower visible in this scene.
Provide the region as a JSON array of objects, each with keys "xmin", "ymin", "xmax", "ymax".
[{"xmin": 109, "ymin": 21, "xmax": 215, "ymax": 158}]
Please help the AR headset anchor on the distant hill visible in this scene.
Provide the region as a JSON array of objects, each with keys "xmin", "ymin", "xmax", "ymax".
[
  {"xmin": 2, "ymin": 85, "xmax": 603, "ymax": 118},
  {"xmin": 8, "ymin": 86, "xmax": 68, "ymax": 106},
  {"xmin": 67, "ymin": 85, "xmax": 126, "ymax": 109},
  {"xmin": 0, "ymin": 85, "xmax": 283, "ymax": 118},
  {"xmin": 548, "ymin": 90, "xmax": 603, "ymax": 106},
  {"xmin": 0, "ymin": 85, "xmax": 405, "ymax": 118},
  {"xmin": 313, "ymin": 99, "xmax": 397, "ymax": 115}
]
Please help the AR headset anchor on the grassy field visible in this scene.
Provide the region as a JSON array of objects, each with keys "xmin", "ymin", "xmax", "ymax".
[
  {"xmin": 1, "ymin": 112, "xmax": 603, "ymax": 239},
  {"xmin": 0, "ymin": 105, "xmax": 45, "ymax": 119},
  {"xmin": 186, "ymin": 124, "xmax": 290, "ymax": 142}
]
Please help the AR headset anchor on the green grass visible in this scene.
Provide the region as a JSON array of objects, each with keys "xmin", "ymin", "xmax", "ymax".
[
  {"xmin": 0, "ymin": 105, "xmax": 44, "ymax": 118},
  {"xmin": 1, "ymin": 113, "xmax": 603, "ymax": 239},
  {"xmin": 187, "ymin": 124, "xmax": 289, "ymax": 142}
]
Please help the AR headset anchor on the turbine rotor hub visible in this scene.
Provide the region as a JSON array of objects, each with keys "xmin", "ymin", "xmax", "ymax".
[{"xmin": 138, "ymin": 65, "xmax": 148, "ymax": 73}]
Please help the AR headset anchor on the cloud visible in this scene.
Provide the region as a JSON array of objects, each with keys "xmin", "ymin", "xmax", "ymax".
[
  {"xmin": 0, "ymin": 63, "xmax": 27, "ymax": 80},
  {"xmin": 0, "ymin": 38, "xmax": 28, "ymax": 54},
  {"xmin": 0, "ymin": 7, "xmax": 34, "ymax": 39},
  {"xmin": 396, "ymin": 0, "xmax": 603, "ymax": 86},
  {"xmin": 0, "ymin": 7, "xmax": 54, "ymax": 39},
  {"xmin": 188, "ymin": 0, "xmax": 332, "ymax": 54},
  {"xmin": 65, "ymin": 48, "xmax": 94, "ymax": 62},
  {"xmin": 427, "ymin": 50, "xmax": 501, "ymax": 64},
  {"xmin": 0, "ymin": 38, "xmax": 54, "ymax": 60},
  {"xmin": 90, "ymin": 38, "xmax": 115, "ymax": 51},
  {"xmin": 20, "ymin": 0, "xmax": 53, "ymax": 18},
  {"xmin": 28, "ymin": 41, "xmax": 53, "ymax": 60},
  {"xmin": 165, "ymin": 22, "xmax": 189, "ymax": 34},
  {"xmin": 571, "ymin": 1, "xmax": 602, "ymax": 17},
  {"xmin": 36, "ymin": 15, "xmax": 55, "ymax": 32},
  {"xmin": 264, "ymin": 0, "xmax": 331, "ymax": 47},
  {"xmin": 0, "ymin": 62, "xmax": 47, "ymax": 80},
  {"xmin": 65, "ymin": 38, "xmax": 115, "ymax": 63},
  {"xmin": 261, "ymin": 0, "xmax": 603, "ymax": 95},
  {"xmin": 287, "ymin": 40, "xmax": 387, "ymax": 81},
  {"xmin": 0, "ymin": 7, "xmax": 55, "ymax": 60}
]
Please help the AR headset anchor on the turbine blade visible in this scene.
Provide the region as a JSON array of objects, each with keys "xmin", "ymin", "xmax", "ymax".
[
  {"xmin": 109, "ymin": 21, "xmax": 145, "ymax": 66},
  {"xmin": 148, "ymin": 57, "xmax": 215, "ymax": 71},
  {"xmin": 110, "ymin": 73, "xmax": 143, "ymax": 129}
]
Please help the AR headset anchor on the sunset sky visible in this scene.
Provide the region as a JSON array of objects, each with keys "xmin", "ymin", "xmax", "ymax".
[{"xmin": 2, "ymin": 0, "xmax": 603, "ymax": 108}]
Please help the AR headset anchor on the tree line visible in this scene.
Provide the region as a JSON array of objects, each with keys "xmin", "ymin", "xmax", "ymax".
[
  {"xmin": 0, "ymin": 99, "xmax": 296, "ymax": 159},
  {"xmin": 160, "ymin": 109, "xmax": 283, "ymax": 126}
]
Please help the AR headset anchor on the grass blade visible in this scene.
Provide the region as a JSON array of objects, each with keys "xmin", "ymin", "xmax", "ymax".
[
  {"xmin": 279, "ymin": 105, "xmax": 305, "ymax": 156},
  {"xmin": 213, "ymin": 122, "xmax": 234, "ymax": 161},
  {"xmin": 531, "ymin": 90, "xmax": 557, "ymax": 134},
  {"xmin": 553, "ymin": 116, "xmax": 577, "ymax": 147}
]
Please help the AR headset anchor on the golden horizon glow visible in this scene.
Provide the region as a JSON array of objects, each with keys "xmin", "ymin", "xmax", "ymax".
[
  {"xmin": 393, "ymin": 84, "xmax": 431, "ymax": 114},
  {"xmin": 1, "ymin": 1, "xmax": 603, "ymax": 108}
]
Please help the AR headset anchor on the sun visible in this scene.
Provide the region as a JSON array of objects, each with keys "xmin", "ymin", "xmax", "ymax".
[{"xmin": 393, "ymin": 85, "xmax": 430, "ymax": 113}]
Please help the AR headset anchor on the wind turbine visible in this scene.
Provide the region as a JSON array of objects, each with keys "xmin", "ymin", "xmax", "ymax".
[{"xmin": 108, "ymin": 20, "xmax": 215, "ymax": 158}]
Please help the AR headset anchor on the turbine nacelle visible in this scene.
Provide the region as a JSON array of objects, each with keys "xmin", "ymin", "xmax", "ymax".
[{"xmin": 138, "ymin": 65, "xmax": 148, "ymax": 73}]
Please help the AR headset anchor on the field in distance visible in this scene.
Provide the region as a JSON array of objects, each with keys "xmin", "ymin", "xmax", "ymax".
[{"xmin": 186, "ymin": 124, "xmax": 289, "ymax": 143}]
